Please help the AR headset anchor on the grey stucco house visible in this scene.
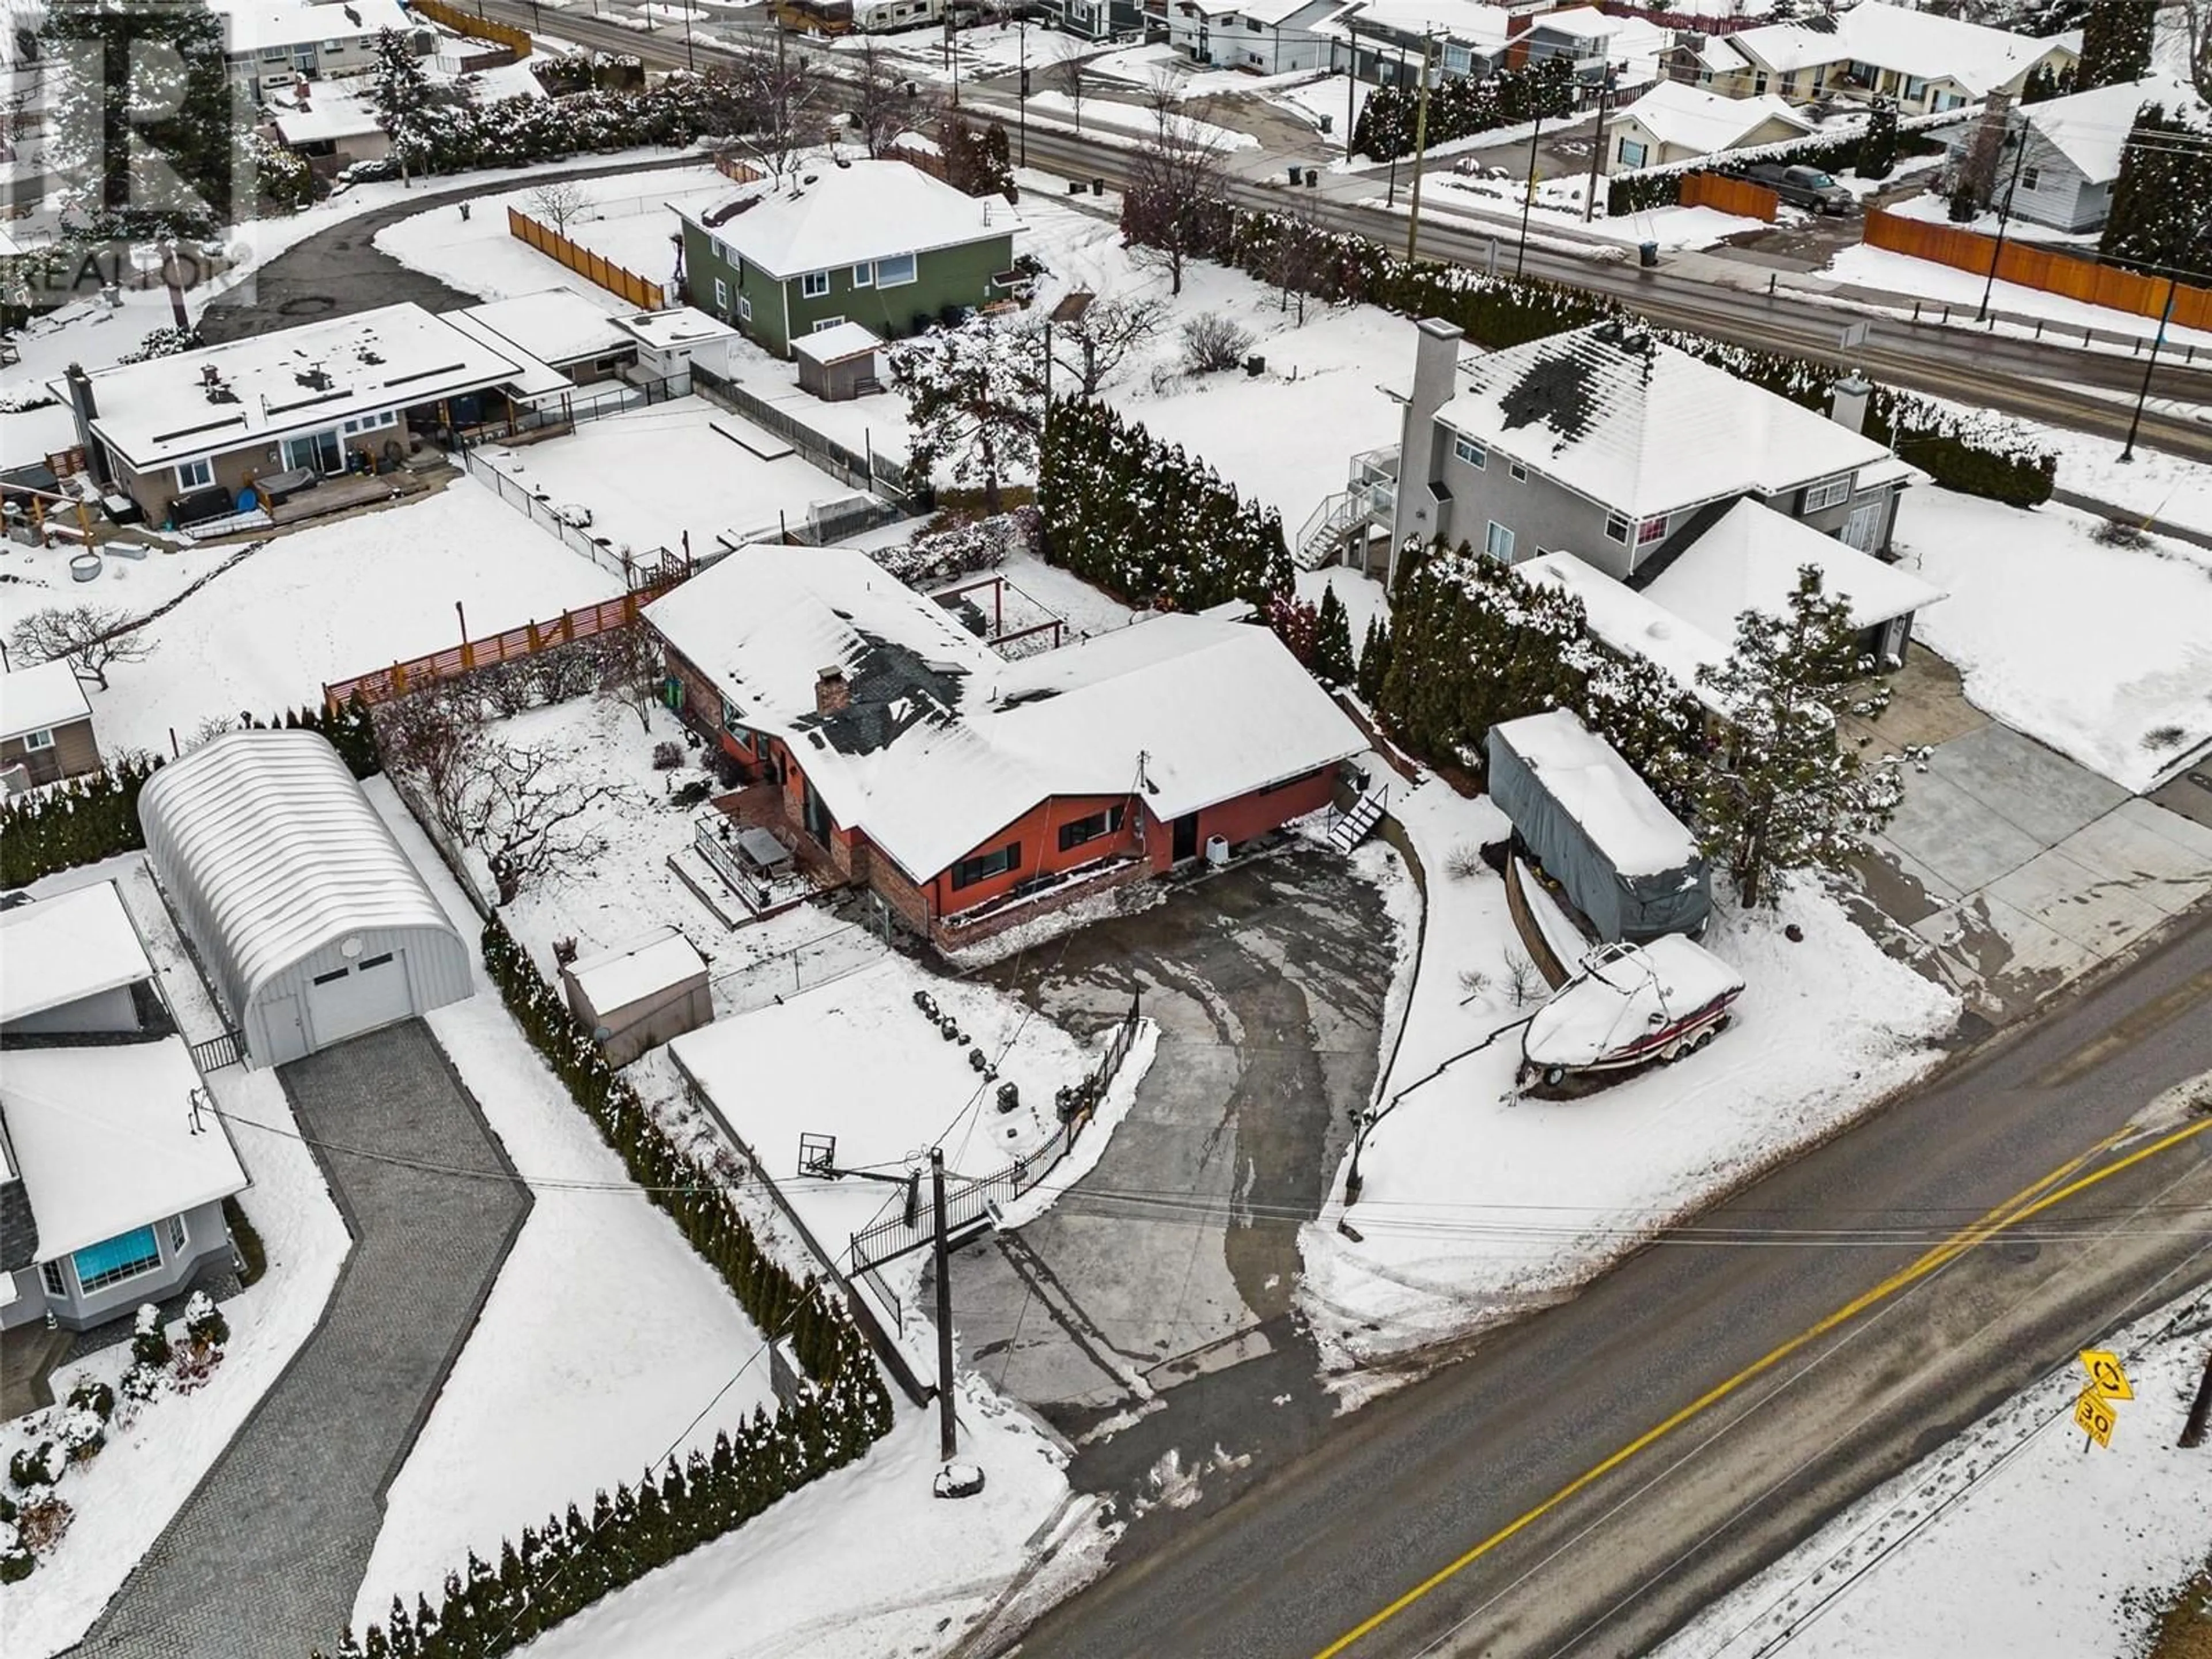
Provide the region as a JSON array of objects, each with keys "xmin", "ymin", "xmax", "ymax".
[
  {"xmin": 1, "ymin": 881, "xmax": 249, "ymax": 1333},
  {"xmin": 1380, "ymin": 317, "xmax": 1915, "ymax": 604}
]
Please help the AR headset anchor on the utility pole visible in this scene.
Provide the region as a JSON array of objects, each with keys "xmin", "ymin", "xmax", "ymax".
[
  {"xmin": 1403, "ymin": 30, "xmax": 1436, "ymax": 262},
  {"xmin": 1344, "ymin": 20, "xmax": 1359, "ymax": 147},
  {"xmin": 2180, "ymin": 1347, "xmax": 2211, "ymax": 1449},
  {"xmin": 931, "ymin": 1146, "xmax": 956, "ymax": 1461},
  {"xmin": 1515, "ymin": 100, "xmax": 1548, "ymax": 279},
  {"xmin": 1975, "ymin": 128, "xmax": 2030, "ymax": 323},
  {"xmin": 2121, "ymin": 275, "xmax": 2178, "ymax": 463},
  {"xmin": 946, "ymin": 5, "xmax": 960, "ymax": 108},
  {"xmin": 1582, "ymin": 63, "xmax": 1616, "ymax": 222},
  {"xmin": 1017, "ymin": 18, "xmax": 1028, "ymax": 167}
]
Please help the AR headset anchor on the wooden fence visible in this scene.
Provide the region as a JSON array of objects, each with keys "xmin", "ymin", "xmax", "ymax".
[
  {"xmin": 1680, "ymin": 171, "xmax": 1778, "ymax": 223},
  {"xmin": 411, "ymin": 0, "xmax": 532, "ymax": 56},
  {"xmin": 507, "ymin": 207, "xmax": 668, "ymax": 310},
  {"xmin": 1863, "ymin": 208, "xmax": 2212, "ymax": 331},
  {"xmin": 323, "ymin": 589, "xmax": 664, "ymax": 710}
]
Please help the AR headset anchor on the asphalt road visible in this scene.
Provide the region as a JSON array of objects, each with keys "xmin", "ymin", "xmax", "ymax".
[
  {"xmin": 471, "ymin": 2, "xmax": 2212, "ymax": 459},
  {"xmin": 990, "ymin": 907, "xmax": 2212, "ymax": 1659}
]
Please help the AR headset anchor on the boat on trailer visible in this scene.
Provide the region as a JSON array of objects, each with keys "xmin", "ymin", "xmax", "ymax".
[{"xmin": 1518, "ymin": 934, "xmax": 1744, "ymax": 1097}]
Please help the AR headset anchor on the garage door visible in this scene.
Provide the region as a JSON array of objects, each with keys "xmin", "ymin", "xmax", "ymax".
[{"xmin": 304, "ymin": 950, "xmax": 412, "ymax": 1049}]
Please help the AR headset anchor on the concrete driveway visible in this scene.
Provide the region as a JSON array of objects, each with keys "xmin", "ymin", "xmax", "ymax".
[
  {"xmin": 1845, "ymin": 657, "xmax": 2212, "ymax": 1021},
  {"xmin": 930, "ymin": 847, "xmax": 1396, "ymax": 1512}
]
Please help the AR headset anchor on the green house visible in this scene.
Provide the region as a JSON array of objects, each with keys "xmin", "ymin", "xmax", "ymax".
[{"xmin": 679, "ymin": 159, "xmax": 1021, "ymax": 361}]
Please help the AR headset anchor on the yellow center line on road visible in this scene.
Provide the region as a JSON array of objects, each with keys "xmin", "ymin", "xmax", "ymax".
[{"xmin": 1315, "ymin": 1117, "xmax": 2211, "ymax": 1659}]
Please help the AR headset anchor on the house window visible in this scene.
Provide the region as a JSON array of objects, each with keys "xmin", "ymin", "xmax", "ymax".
[
  {"xmin": 738, "ymin": 294, "xmax": 754, "ymax": 322},
  {"xmin": 261, "ymin": 44, "xmax": 289, "ymax": 59},
  {"xmin": 177, "ymin": 457, "xmax": 215, "ymax": 490},
  {"xmin": 312, "ymin": 967, "xmax": 350, "ymax": 986},
  {"xmin": 1603, "ymin": 513, "xmax": 1630, "ymax": 543},
  {"xmin": 852, "ymin": 263, "xmax": 874, "ymax": 288},
  {"xmin": 800, "ymin": 271, "xmax": 831, "ymax": 298},
  {"xmin": 73, "ymin": 1226, "xmax": 162, "ymax": 1294},
  {"xmin": 1617, "ymin": 137, "xmax": 1647, "ymax": 168},
  {"xmin": 1453, "ymin": 434, "xmax": 1487, "ymax": 468},
  {"xmin": 1484, "ymin": 520, "xmax": 1516, "ymax": 560},
  {"xmin": 359, "ymin": 952, "xmax": 394, "ymax": 969},
  {"xmin": 950, "ymin": 842, "xmax": 1021, "ymax": 890},
  {"xmin": 1779, "ymin": 71, "xmax": 1797, "ymax": 94},
  {"xmin": 813, "ymin": 316, "xmax": 847, "ymax": 331},
  {"xmin": 713, "ymin": 275, "xmax": 730, "ymax": 313},
  {"xmin": 1637, "ymin": 514, "xmax": 1668, "ymax": 546},
  {"xmin": 1058, "ymin": 804, "xmax": 1126, "ymax": 851},
  {"xmin": 22, "ymin": 728, "xmax": 54, "ymax": 752},
  {"xmin": 720, "ymin": 696, "xmax": 747, "ymax": 736},
  {"xmin": 874, "ymin": 252, "xmax": 918, "ymax": 287},
  {"xmin": 1802, "ymin": 475, "xmax": 1851, "ymax": 513},
  {"xmin": 321, "ymin": 37, "xmax": 347, "ymax": 50},
  {"xmin": 169, "ymin": 1214, "xmax": 188, "ymax": 1254},
  {"xmin": 40, "ymin": 1260, "xmax": 65, "ymax": 1298},
  {"xmin": 1508, "ymin": 460, "xmax": 1527, "ymax": 481},
  {"xmin": 2020, "ymin": 165, "xmax": 2040, "ymax": 191},
  {"xmin": 1444, "ymin": 43, "xmax": 1472, "ymax": 74},
  {"xmin": 293, "ymin": 44, "xmax": 316, "ymax": 71},
  {"xmin": 1903, "ymin": 74, "xmax": 1928, "ymax": 101}
]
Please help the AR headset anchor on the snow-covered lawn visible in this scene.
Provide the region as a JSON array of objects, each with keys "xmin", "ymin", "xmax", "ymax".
[
  {"xmin": 1266, "ymin": 71, "xmax": 1372, "ymax": 141},
  {"xmin": 349, "ymin": 778, "xmax": 785, "ymax": 1634},
  {"xmin": 373, "ymin": 165, "xmax": 722, "ymax": 306},
  {"xmin": 1820, "ymin": 244, "xmax": 2212, "ymax": 347},
  {"xmin": 0, "ymin": 859, "xmax": 349, "ymax": 1659},
  {"xmin": 514, "ymin": 1372, "xmax": 1089, "ymax": 1659},
  {"xmin": 1423, "ymin": 172, "xmax": 1766, "ymax": 253},
  {"xmin": 472, "ymin": 397, "xmax": 870, "ymax": 557},
  {"xmin": 1300, "ymin": 762, "xmax": 1959, "ymax": 1363},
  {"xmin": 1895, "ymin": 490, "xmax": 2212, "ymax": 791},
  {"xmin": 1657, "ymin": 1282, "xmax": 2212, "ymax": 1659},
  {"xmin": 63, "ymin": 484, "xmax": 623, "ymax": 757}
]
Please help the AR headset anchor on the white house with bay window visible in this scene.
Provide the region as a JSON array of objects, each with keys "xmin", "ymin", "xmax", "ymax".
[
  {"xmin": 0, "ymin": 882, "xmax": 250, "ymax": 1334},
  {"xmin": 51, "ymin": 302, "xmax": 567, "ymax": 532}
]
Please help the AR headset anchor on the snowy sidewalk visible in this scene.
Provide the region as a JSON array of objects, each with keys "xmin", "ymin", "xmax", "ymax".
[{"xmin": 79, "ymin": 1024, "xmax": 530, "ymax": 1659}]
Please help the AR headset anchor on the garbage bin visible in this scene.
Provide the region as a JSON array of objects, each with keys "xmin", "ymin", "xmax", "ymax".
[
  {"xmin": 1092, "ymin": 177, "xmax": 1104, "ymax": 196},
  {"xmin": 1305, "ymin": 167, "xmax": 1319, "ymax": 187},
  {"xmin": 1287, "ymin": 164, "xmax": 1302, "ymax": 183},
  {"xmin": 1639, "ymin": 241, "xmax": 1660, "ymax": 268},
  {"xmin": 1319, "ymin": 113, "xmax": 1333, "ymax": 134}
]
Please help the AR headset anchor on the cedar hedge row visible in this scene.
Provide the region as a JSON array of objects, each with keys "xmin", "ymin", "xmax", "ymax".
[{"xmin": 319, "ymin": 921, "xmax": 896, "ymax": 1659}]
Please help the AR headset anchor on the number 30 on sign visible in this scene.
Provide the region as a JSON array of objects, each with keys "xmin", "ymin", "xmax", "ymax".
[{"xmin": 2074, "ymin": 1388, "xmax": 2118, "ymax": 1449}]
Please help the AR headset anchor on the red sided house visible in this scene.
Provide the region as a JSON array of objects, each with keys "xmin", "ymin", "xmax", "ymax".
[{"xmin": 646, "ymin": 544, "xmax": 1366, "ymax": 948}]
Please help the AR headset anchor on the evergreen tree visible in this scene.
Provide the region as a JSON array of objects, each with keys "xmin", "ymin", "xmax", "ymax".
[
  {"xmin": 2075, "ymin": 0, "xmax": 2156, "ymax": 89},
  {"xmin": 889, "ymin": 321, "xmax": 1040, "ymax": 515},
  {"xmin": 1313, "ymin": 586, "xmax": 1357, "ymax": 687},
  {"xmin": 2099, "ymin": 103, "xmax": 2212, "ymax": 277},
  {"xmin": 1693, "ymin": 567, "xmax": 1900, "ymax": 907},
  {"xmin": 1854, "ymin": 97, "xmax": 1899, "ymax": 181},
  {"xmin": 1356, "ymin": 615, "xmax": 1392, "ymax": 704}
]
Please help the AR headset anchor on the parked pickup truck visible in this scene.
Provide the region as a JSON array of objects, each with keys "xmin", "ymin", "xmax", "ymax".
[{"xmin": 1728, "ymin": 163, "xmax": 1854, "ymax": 215}]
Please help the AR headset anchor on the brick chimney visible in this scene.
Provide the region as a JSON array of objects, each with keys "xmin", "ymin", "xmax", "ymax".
[{"xmin": 815, "ymin": 665, "xmax": 850, "ymax": 716}]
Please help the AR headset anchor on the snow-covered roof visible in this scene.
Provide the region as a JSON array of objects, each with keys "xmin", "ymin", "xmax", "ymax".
[
  {"xmin": 0, "ymin": 881, "xmax": 151, "ymax": 1025},
  {"xmin": 1183, "ymin": 0, "xmax": 1328, "ymax": 24},
  {"xmin": 790, "ymin": 320, "xmax": 884, "ymax": 366},
  {"xmin": 1613, "ymin": 81, "xmax": 1813, "ymax": 153},
  {"xmin": 690, "ymin": 160, "xmax": 1021, "ymax": 282},
  {"xmin": 266, "ymin": 83, "xmax": 386, "ymax": 145},
  {"xmin": 1435, "ymin": 322, "xmax": 1889, "ymax": 520},
  {"xmin": 1513, "ymin": 552, "xmax": 1728, "ymax": 709},
  {"xmin": 1733, "ymin": 1, "xmax": 2070, "ymax": 92},
  {"xmin": 613, "ymin": 307, "xmax": 741, "ymax": 351},
  {"xmin": 210, "ymin": 0, "xmax": 412, "ymax": 54},
  {"xmin": 1642, "ymin": 498, "xmax": 1945, "ymax": 636},
  {"xmin": 0, "ymin": 657, "xmax": 92, "ymax": 742},
  {"xmin": 567, "ymin": 927, "xmax": 707, "ymax": 1016},
  {"xmin": 55, "ymin": 302, "xmax": 544, "ymax": 471},
  {"xmin": 1313, "ymin": 0, "xmax": 1511, "ymax": 48},
  {"xmin": 136, "ymin": 729, "xmax": 459, "ymax": 1017},
  {"xmin": 646, "ymin": 546, "xmax": 1364, "ymax": 882},
  {"xmin": 2020, "ymin": 74, "xmax": 2208, "ymax": 184},
  {"xmin": 1526, "ymin": 6, "xmax": 1618, "ymax": 40},
  {"xmin": 1491, "ymin": 709, "xmax": 1701, "ymax": 878},
  {"xmin": 1, "ymin": 1038, "xmax": 249, "ymax": 1260},
  {"xmin": 456, "ymin": 290, "xmax": 633, "ymax": 369}
]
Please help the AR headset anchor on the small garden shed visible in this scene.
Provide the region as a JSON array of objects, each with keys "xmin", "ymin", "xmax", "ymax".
[
  {"xmin": 793, "ymin": 321, "xmax": 885, "ymax": 402},
  {"xmin": 138, "ymin": 729, "xmax": 473, "ymax": 1066},
  {"xmin": 560, "ymin": 927, "xmax": 711, "ymax": 1067}
]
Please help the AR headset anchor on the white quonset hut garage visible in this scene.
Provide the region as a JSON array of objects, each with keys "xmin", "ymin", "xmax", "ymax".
[{"xmin": 138, "ymin": 730, "xmax": 472, "ymax": 1066}]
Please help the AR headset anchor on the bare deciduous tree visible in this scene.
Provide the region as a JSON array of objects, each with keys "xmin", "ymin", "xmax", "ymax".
[
  {"xmin": 1054, "ymin": 54, "xmax": 1088, "ymax": 131},
  {"xmin": 526, "ymin": 179, "xmax": 585, "ymax": 236},
  {"xmin": 7, "ymin": 604, "xmax": 154, "ymax": 692},
  {"xmin": 590, "ymin": 623, "xmax": 664, "ymax": 734},
  {"xmin": 853, "ymin": 38, "xmax": 929, "ymax": 158},
  {"xmin": 1268, "ymin": 184, "xmax": 1328, "ymax": 325},
  {"xmin": 719, "ymin": 41, "xmax": 831, "ymax": 182},
  {"xmin": 1123, "ymin": 82, "xmax": 1229, "ymax": 296},
  {"xmin": 1501, "ymin": 947, "xmax": 1543, "ymax": 1008},
  {"xmin": 1018, "ymin": 294, "xmax": 1166, "ymax": 399},
  {"xmin": 1180, "ymin": 310, "xmax": 1252, "ymax": 374}
]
